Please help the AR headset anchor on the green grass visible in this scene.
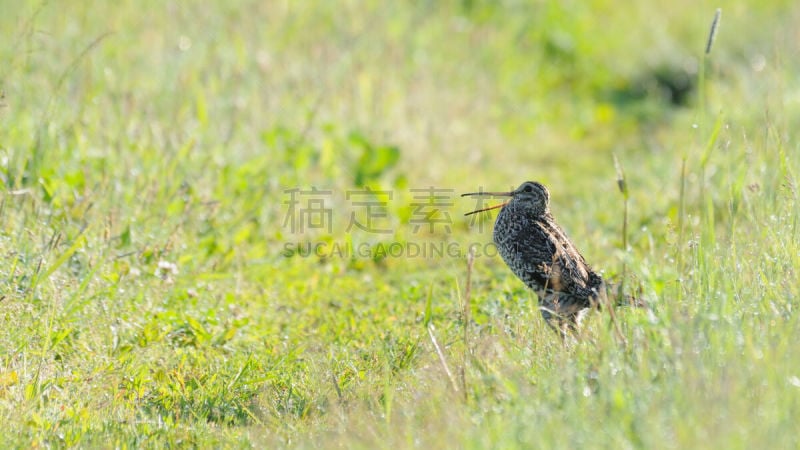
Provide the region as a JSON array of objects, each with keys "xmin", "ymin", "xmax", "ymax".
[{"xmin": 1, "ymin": 0, "xmax": 800, "ymax": 448}]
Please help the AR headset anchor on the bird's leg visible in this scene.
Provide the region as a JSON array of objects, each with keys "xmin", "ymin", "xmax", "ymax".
[
  {"xmin": 540, "ymin": 304, "xmax": 576, "ymax": 343},
  {"xmin": 539, "ymin": 307, "xmax": 564, "ymax": 339}
]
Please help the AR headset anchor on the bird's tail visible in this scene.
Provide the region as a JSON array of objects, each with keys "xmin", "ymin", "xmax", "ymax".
[
  {"xmin": 607, "ymin": 282, "xmax": 648, "ymax": 309},
  {"xmin": 590, "ymin": 274, "xmax": 648, "ymax": 310}
]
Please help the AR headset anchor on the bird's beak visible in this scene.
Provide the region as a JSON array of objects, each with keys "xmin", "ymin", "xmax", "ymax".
[
  {"xmin": 461, "ymin": 191, "xmax": 514, "ymax": 197},
  {"xmin": 463, "ymin": 201, "xmax": 509, "ymax": 216},
  {"xmin": 461, "ymin": 189, "xmax": 513, "ymax": 216}
]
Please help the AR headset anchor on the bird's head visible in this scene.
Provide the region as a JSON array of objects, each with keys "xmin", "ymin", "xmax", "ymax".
[
  {"xmin": 462, "ymin": 181, "xmax": 550, "ymax": 217},
  {"xmin": 509, "ymin": 181, "xmax": 550, "ymax": 215}
]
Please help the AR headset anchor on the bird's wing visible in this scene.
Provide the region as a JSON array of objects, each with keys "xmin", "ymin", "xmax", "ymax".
[
  {"xmin": 537, "ymin": 219, "xmax": 595, "ymax": 295},
  {"xmin": 512, "ymin": 221, "xmax": 561, "ymax": 291}
]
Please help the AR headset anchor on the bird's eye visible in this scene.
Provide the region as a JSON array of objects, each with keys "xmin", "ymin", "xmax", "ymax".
[{"xmin": 523, "ymin": 184, "xmax": 534, "ymax": 193}]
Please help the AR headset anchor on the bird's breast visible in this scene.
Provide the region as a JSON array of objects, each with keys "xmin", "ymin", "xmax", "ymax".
[{"xmin": 492, "ymin": 206, "xmax": 591, "ymax": 290}]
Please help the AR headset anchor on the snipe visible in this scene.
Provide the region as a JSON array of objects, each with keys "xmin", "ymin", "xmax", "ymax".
[{"xmin": 463, "ymin": 181, "xmax": 606, "ymax": 337}]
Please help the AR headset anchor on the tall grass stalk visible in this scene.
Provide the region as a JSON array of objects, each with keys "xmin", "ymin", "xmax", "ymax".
[
  {"xmin": 428, "ymin": 323, "xmax": 459, "ymax": 394},
  {"xmin": 677, "ymin": 157, "xmax": 687, "ymax": 302},
  {"xmin": 697, "ymin": 9, "xmax": 722, "ymax": 235},
  {"xmin": 679, "ymin": 8, "xmax": 721, "ymax": 300},
  {"xmin": 461, "ymin": 246, "xmax": 475, "ymax": 400},
  {"xmin": 613, "ymin": 153, "xmax": 629, "ymax": 301}
]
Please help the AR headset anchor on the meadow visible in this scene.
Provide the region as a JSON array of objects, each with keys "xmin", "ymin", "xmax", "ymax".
[{"xmin": 1, "ymin": 1, "xmax": 799, "ymax": 448}]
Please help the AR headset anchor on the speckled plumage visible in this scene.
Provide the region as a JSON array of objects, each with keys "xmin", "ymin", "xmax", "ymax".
[{"xmin": 465, "ymin": 181, "xmax": 605, "ymax": 336}]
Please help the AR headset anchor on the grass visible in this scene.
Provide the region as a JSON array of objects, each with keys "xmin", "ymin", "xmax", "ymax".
[{"xmin": 1, "ymin": 0, "xmax": 800, "ymax": 448}]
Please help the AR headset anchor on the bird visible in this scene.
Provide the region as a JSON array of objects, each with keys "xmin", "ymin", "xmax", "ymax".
[{"xmin": 462, "ymin": 181, "xmax": 606, "ymax": 337}]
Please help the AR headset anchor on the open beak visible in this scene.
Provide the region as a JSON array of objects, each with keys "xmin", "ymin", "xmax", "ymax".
[
  {"xmin": 463, "ymin": 201, "xmax": 509, "ymax": 216},
  {"xmin": 461, "ymin": 190, "xmax": 513, "ymax": 216},
  {"xmin": 461, "ymin": 191, "xmax": 514, "ymax": 197}
]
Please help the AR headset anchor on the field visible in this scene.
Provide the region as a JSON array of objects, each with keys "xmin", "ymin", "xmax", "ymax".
[{"xmin": 2, "ymin": 1, "xmax": 800, "ymax": 448}]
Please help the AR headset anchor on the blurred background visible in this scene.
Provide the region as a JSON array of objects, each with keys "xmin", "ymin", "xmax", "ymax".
[{"xmin": 2, "ymin": 1, "xmax": 800, "ymax": 447}]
